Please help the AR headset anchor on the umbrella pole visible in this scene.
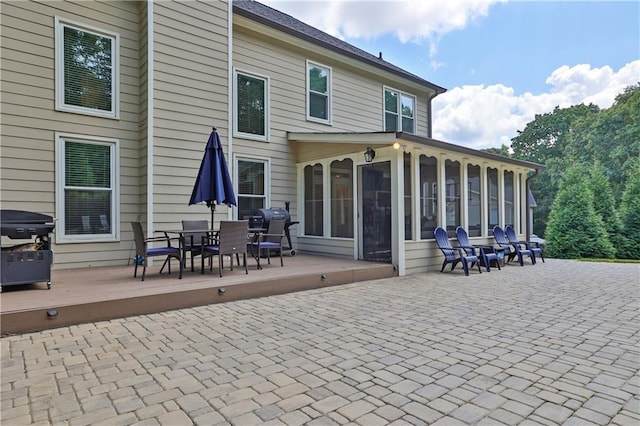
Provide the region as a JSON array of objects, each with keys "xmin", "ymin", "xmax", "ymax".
[{"xmin": 210, "ymin": 204, "xmax": 216, "ymax": 228}]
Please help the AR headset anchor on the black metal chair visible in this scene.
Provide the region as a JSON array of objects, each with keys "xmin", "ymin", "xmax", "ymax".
[
  {"xmin": 249, "ymin": 217, "xmax": 286, "ymax": 269},
  {"xmin": 201, "ymin": 220, "xmax": 249, "ymax": 277},
  {"xmin": 493, "ymin": 226, "xmax": 535, "ymax": 266},
  {"xmin": 131, "ymin": 221, "xmax": 182, "ymax": 281},
  {"xmin": 455, "ymin": 226, "xmax": 501, "ymax": 272},
  {"xmin": 434, "ymin": 226, "xmax": 481, "ymax": 276},
  {"xmin": 505, "ymin": 225, "xmax": 544, "ymax": 263}
]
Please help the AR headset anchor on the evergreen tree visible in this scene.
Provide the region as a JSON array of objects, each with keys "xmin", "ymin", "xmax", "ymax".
[
  {"xmin": 545, "ymin": 166, "xmax": 615, "ymax": 259},
  {"xmin": 617, "ymin": 160, "xmax": 640, "ymax": 259},
  {"xmin": 589, "ymin": 163, "xmax": 624, "ymax": 257}
]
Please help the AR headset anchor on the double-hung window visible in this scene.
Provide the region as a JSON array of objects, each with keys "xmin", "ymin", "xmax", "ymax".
[
  {"xmin": 234, "ymin": 69, "xmax": 269, "ymax": 141},
  {"xmin": 56, "ymin": 133, "xmax": 119, "ymax": 242},
  {"xmin": 307, "ymin": 61, "xmax": 331, "ymax": 124},
  {"xmin": 55, "ymin": 17, "xmax": 119, "ymax": 119},
  {"xmin": 384, "ymin": 87, "xmax": 415, "ymax": 133},
  {"xmin": 236, "ymin": 158, "xmax": 268, "ymax": 219}
]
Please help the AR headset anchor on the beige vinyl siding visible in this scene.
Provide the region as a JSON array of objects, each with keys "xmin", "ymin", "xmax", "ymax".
[
  {"xmin": 151, "ymin": 0, "xmax": 230, "ymax": 228},
  {"xmin": 1, "ymin": 0, "xmax": 141, "ymax": 268},
  {"xmin": 297, "ymin": 237, "xmax": 354, "ymax": 258}
]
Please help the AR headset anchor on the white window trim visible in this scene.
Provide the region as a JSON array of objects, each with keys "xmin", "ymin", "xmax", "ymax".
[
  {"xmin": 233, "ymin": 155, "xmax": 271, "ymax": 219},
  {"xmin": 54, "ymin": 16, "xmax": 120, "ymax": 119},
  {"xmin": 233, "ymin": 68, "xmax": 270, "ymax": 142},
  {"xmin": 55, "ymin": 132, "xmax": 120, "ymax": 243},
  {"xmin": 383, "ymin": 86, "xmax": 416, "ymax": 134},
  {"xmin": 306, "ymin": 60, "xmax": 332, "ymax": 125}
]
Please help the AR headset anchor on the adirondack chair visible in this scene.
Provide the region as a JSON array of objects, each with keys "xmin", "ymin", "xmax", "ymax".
[
  {"xmin": 505, "ymin": 225, "xmax": 545, "ymax": 263},
  {"xmin": 455, "ymin": 226, "xmax": 501, "ymax": 272},
  {"xmin": 434, "ymin": 226, "xmax": 481, "ymax": 276},
  {"xmin": 493, "ymin": 226, "xmax": 535, "ymax": 266}
]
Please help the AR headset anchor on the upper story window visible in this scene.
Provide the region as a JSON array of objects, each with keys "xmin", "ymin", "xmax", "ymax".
[
  {"xmin": 234, "ymin": 69, "xmax": 269, "ymax": 141},
  {"xmin": 384, "ymin": 87, "xmax": 415, "ymax": 134},
  {"xmin": 55, "ymin": 17, "xmax": 119, "ymax": 119},
  {"xmin": 307, "ymin": 61, "xmax": 332, "ymax": 124},
  {"xmin": 55, "ymin": 133, "xmax": 119, "ymax": 243}
]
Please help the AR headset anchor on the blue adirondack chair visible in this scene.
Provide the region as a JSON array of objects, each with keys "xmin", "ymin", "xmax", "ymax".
[
  {"xmin": 505, "ymin": 225, "xmax": 544, "ymax": 263},
  {"xmin": 455, "ymin": 226, "xmax": 501, "ymax": 272},
  {"xmin": 493, "ymin": 226, "xmax": 535, "ymax": 266},
  {"xmin": 434, "ymin": 227, "xmax": 481, "ymax": 276}
]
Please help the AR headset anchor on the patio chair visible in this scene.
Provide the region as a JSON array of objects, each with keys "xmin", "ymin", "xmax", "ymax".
[
  {"xmin": 434, "ymin": 226, "xmax": 481, "ymax": 276},
  {"xmin": 131, "ymin": 221, "xmax": 182, "ymax": 281},
  {"xmin": 182, "ymin": 220, "xmax": 209, "ymax": 272},
  {"xmin": 455, "ymin": 226, "xmax": 501, "ymax": 272},
  {"xmin": 249, "ymin": 217, "xmax": 286, "ymax": 270},
  {"xmin": 493, "ymin": 225, "xmax": 535, "ymax": 266},
  {"xmin": 505, "ymin": 225, "xmax": 545, "ymax": 263},
  {"xmin": 201, "ymin": 220, "xmax": 249, "ymax": 277}
]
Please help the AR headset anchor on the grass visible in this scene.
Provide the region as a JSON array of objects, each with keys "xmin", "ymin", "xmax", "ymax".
[{"xmin": 579, "ymin": 258, "xmax": 640, "ymax": 264}]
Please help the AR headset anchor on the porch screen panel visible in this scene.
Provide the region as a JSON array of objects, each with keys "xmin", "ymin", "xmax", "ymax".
[
  {"xmin": 504, "ymin": 170, "xmax": 514, "ymax": 226},
  {"xmin": 330, "ymin": 159, "xmax": 353, "ymax": 238},
  {"xmin": 404, "ymin": 152, "xmax": 412, "ymax": 240},
  {"xmin": 419, "ymin": 155, "xmax": 437, "ymax": 239},
  {"xmin": 445, "ymin": 160, "xmax": 461, "ymax": 237},
  {"xmin": 468, "ymin": 164, "xmax": 481, "ymax": 237},
  {"xmin": 488, "ymin": 167, "xmax": 499, "ymax": 233},
  {"xmin": 304, "ymin": 164, "xmax": 323, "ymax": 236}
]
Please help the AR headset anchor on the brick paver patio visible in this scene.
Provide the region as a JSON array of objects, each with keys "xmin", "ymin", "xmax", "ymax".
[{"xmin": 2, "ymin": 259, "xmax": 639, "ymax": 425}]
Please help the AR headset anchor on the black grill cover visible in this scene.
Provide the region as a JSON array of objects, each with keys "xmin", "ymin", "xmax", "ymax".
[
  {"xmin": 1, "ymin": 210, "xmax": 55, "ymax": 239},
  {"xmin": 254, "ymin": 208, "xmax": 291, "ymax": 224}
]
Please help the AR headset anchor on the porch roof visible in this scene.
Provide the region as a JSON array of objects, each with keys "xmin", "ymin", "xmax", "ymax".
[{"xmin": 287, "ymin": 131, "xmax": 545, "ymax": 170}]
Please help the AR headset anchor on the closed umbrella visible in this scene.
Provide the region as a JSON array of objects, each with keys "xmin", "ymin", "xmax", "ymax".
[{"xmin": 189, "ymin": 128, "xmax": 237, "ymax": 225}]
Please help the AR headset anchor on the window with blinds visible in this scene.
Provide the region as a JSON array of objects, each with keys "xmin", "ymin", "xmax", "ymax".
[
  {"xmin": 55, "ymin": 17, "xmax": 119, "ymax": 118},
  {"xmin": 307, "ymin": 61, "xmax": 331, "ymax": 124},
  {"xmin": 56, "ymin": 134, "xmax": 119, "ymax": 242},
  {"xmin": 234, "ymin": 70, "xmax": 268, "ymax": 140}
]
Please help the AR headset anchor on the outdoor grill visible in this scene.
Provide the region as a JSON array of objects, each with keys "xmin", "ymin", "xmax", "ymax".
[
  {"xmin": 1, "ymin": 209, "xmax": 55, "ymax": 291},
  {"xmin": 253, "ymin": 204, "xmax": 299, "ymax": 256}
]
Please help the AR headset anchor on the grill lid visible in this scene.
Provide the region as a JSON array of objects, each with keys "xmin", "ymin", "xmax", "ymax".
[{"xmin": 1, "ymin": 210, "xmax": 53, "ymax": 224}]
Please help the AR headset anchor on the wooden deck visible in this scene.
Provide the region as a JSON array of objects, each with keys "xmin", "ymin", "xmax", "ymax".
[{"xmin": 0, "ymin": 254, "xmax": 396, "ymax": 335}]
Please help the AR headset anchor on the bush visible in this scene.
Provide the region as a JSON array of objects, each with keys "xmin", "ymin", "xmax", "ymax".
[
  {"xmin": 589, "ymin": 163, "xmax": 624, "ymax": 256},
  {"xmin": 617, "ymin": 161, "xmax": 640, "ymax": 259},
  {"xmin": 545, "ymin": 165, "xmax": 615, "ymax": 259}
]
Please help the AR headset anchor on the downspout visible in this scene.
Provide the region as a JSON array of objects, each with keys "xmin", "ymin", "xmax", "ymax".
[
  {"xmin": 227, "ymin": 0, "xmax": 234, "ymax": 219},
  {"xmin": 525, "ymin": 168, "xmax": 540, "ymax": 241},
  {"xmin": 146, "ymin": 0, "xmax": 155, "ymax": 238}
]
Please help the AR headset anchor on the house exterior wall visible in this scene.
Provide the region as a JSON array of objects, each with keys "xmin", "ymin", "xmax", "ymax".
[
  {"xmin": 150, "ymin": 0, "xmax": 229, "ymax": 229},
  {"xmin": 1, "ymin": 0, "xmax": 142, "ymax": 267},
  {"xmin": 231, "ymin": 20, "xmax": 439, "ymax": 258}
]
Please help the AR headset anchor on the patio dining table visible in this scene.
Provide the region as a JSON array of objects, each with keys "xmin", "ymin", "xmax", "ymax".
[{"xmin": 157, "ymin": 226, "xmax": 267, "ymax": 272}]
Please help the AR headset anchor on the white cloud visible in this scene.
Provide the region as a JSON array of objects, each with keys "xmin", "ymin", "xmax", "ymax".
[
  {"xmin": 432, "ymin": 61, "xmax": 640, "ymax": 149},
  {"xmin": 263, "ymin": 0, "xmax": 503, "ymax": 43}
]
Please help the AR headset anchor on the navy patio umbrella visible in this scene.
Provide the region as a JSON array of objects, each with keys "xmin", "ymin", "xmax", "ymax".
[{"xmin": 189, "ymin": 128, "xmax": 237, "ymax": 225}]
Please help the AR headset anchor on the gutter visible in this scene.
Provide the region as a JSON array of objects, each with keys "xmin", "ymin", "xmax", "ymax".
[
  {"xmin": 146, "ymin": 0, "xmax": 154, "ymax": 239},
  {"xmin": 227, "ymin": 0, "xmax": 234, "ymax": 220}
]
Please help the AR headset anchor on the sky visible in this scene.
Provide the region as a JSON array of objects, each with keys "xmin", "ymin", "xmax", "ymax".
[{"xmin": 261, "ymin": 0, "xmax": 640, "ymax": 150}]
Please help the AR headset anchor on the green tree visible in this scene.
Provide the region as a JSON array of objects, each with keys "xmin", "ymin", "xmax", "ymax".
[
  {"xmin": 617, "ymin": 160, "xmax": 640, "ymax": 259},
  {"xmin": 545, "ymin": 165, "xmax": 614, "ymax": 259},
  {"xmin": 511, "ymin": 104, "xmax": 600, "ymax": 237},
  {"xmin": 588, "ymin": 163, "xmax": 624, "ymax": 256},
  {"xmin": 482, "ymin": 144, "xmax": 512, "ymax": 157}
]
